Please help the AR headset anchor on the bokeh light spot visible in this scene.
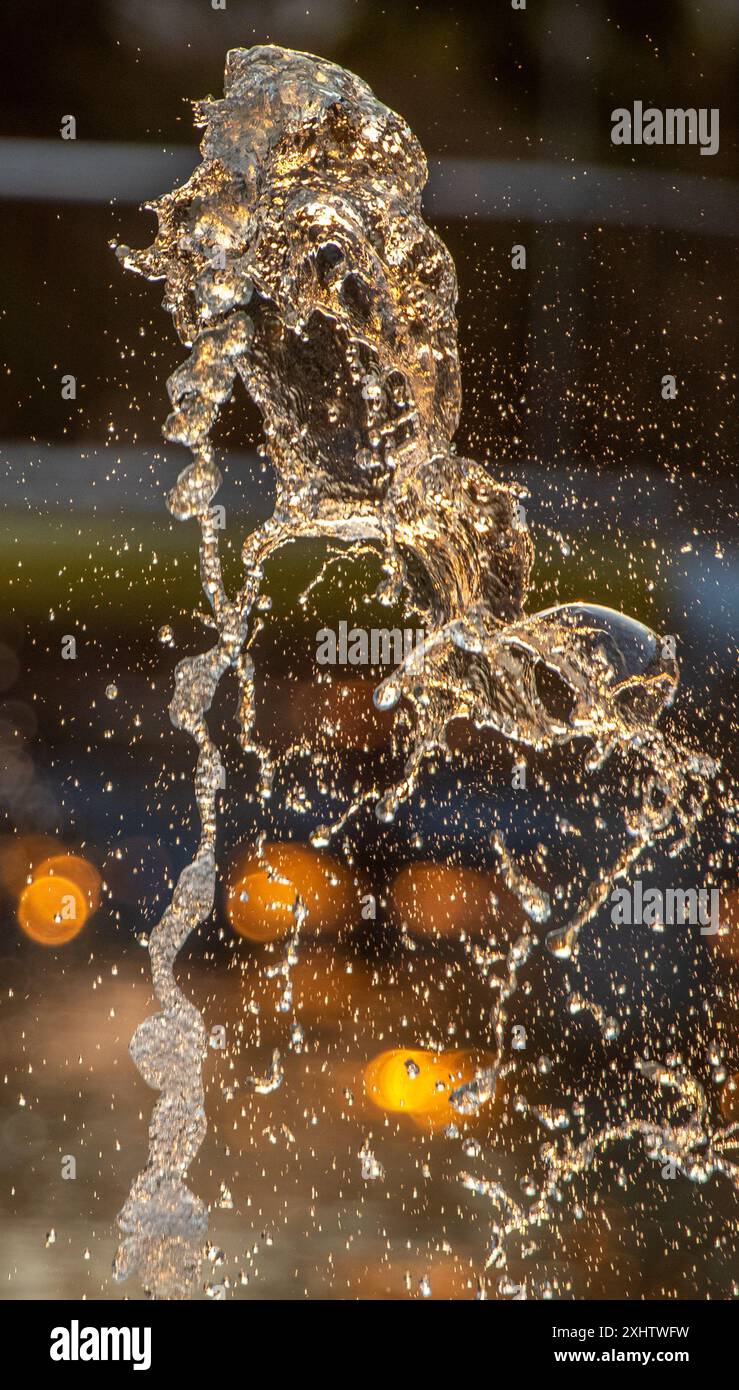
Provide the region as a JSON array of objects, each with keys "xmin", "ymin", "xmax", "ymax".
[
  {"xmin": 17, "ymin": 874, "xmax": 89, "ymax": 946},
  {"xmin": 34, "ymin": 854, "xmax": 102, "ymax": 913},
  {"xmin": 226, "ymin": 841, "xmax": 355, "ymax": 941}
]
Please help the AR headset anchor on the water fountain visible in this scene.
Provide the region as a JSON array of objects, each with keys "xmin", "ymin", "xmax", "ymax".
[{"xmin": 112, "ymin": 45, "xmax": 729, "ymax": 1300}]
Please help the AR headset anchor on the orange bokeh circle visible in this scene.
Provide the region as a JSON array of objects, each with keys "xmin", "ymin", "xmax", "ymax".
[
  {"xmin": 17, "ymin": 874, "xmax": 89, "ymax": 946},
  {"xmin": 390, "ymin": 861, "xmax": 525, "ymax": 939},
  {"xmin": 34, "ymin": 853, "xmax": 102, "ymax": 912},
  {"xmin": 364, "ymin": 1047, "xmax": 493, "ymax": 1128},
  {"xmin": 226, "ymin": 842, "xmax": 355, "ymax": 942}
]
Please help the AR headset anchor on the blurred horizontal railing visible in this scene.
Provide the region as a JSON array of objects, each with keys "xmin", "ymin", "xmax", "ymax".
[
  {"xmin": 2, "ymin": 442, "xmax": 736, "ymax": 531},
  {"xmin": 0, "ymin": 444, "xmax": 736, "ymax": 641},
  {"xmin": 0, "ymin": 138, "xmax": 736, "ymax": 235}
]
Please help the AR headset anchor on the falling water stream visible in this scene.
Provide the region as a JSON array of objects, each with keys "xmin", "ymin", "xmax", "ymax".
[{"xmin": 111, "ymin": 45, "xmax": 734, "ymax": 1299}]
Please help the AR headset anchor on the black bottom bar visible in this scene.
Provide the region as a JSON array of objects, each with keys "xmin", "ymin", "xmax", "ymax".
[{"xmin": 0, "ymin": 1296, "xmax": 731, "ymax": 1376}]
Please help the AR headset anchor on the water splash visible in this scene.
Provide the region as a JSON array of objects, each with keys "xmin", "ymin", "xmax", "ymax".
[
  {"xmin": 112, "ymin": 44, "xmax": 718, "ymax": 1297},
  {"xmin": 464, "ymin": 1058, "xmax": 739, "ymax": 1287}
]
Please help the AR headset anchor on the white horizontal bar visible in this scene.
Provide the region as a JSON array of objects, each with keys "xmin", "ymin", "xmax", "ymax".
[{"xmin": 0, "ymin": 139, "xmax": 735, "ymax": 234}]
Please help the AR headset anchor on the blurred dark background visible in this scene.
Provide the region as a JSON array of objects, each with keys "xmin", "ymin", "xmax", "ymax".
[{"xmin": 0, "ymin": 0, "xmax": 737, "ymax": 1301}]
